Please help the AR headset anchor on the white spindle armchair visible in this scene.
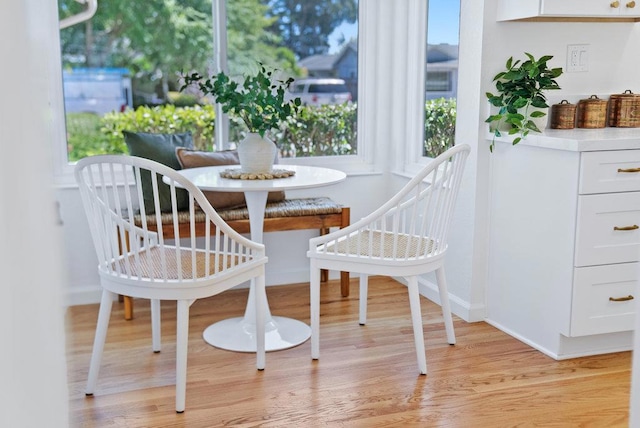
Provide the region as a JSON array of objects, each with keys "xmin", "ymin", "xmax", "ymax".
[
  {"xmin": 75, "ymin": 155, "xmax": 268, "ymax": 413},
  {"xmin": 308, "ymin": 144, "xmax": 470, "ymax": 374}
]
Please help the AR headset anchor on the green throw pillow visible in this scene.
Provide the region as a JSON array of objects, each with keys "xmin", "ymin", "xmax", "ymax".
[{"xmin": 123, "ymin": 131, "xmax": 194, "ymax": 213}]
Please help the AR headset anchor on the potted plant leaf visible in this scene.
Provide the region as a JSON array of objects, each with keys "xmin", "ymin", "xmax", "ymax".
[
  {"xmin": 485, "ymin": 53, "xmax": 563, "ymax": 152},
  {"xmin": 181, "ymin": 64, "xmax": 301, "ymax": 173}
]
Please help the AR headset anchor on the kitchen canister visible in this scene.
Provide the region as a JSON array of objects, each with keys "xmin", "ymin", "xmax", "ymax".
[
  {"xmin": 577, "ymin": 95, "xmax": 608, "ymax": 128},
  {"xmin": 608, "ymin": 89, "xmax": 640, "ymax": 128},
  {"xmin": 550, "ymin": 100, "xmax": 576, "ymax": 129}
]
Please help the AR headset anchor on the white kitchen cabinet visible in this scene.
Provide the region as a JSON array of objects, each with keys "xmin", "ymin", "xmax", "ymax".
[
  {"xmin": 571, "ymin": 263, "xmax": 637, "ymax": 337},
  {"xmin": 497, "ymin": 0, "xmax": 640, "ymax": 21},
  {"xmin": 487, "ymin": 129, "xmax": 640, "ymax": 359}
]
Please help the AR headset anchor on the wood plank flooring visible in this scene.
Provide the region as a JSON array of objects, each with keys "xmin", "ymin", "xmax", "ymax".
[{"xmin": 66, "ymin": 277, "xmax": 631, "ymax": 427}]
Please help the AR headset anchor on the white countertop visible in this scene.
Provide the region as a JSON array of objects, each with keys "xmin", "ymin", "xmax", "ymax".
[{"xmin": 491, "ymin": 127, "xmax": 640, "ymax": 151}]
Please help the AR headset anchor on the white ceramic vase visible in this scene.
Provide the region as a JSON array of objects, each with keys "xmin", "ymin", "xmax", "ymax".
[{"xmin": 237, "ymin": 132, "xmax": 277, "ymax": 173}]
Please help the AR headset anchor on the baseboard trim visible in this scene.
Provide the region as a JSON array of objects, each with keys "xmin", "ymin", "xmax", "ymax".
[
  {"xmin": 65, "ymin": 284, "xmax": 102, "ymax": 307},
  {"xmin": 484, "ymin": 318, "xmax": 562, "ymax": 360}
]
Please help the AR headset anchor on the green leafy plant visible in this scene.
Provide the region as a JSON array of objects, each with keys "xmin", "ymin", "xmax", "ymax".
[
  {"xmin": 274, "ymin": 103, "xmax": 357, "ymax": 157},
  {"xmin": 424, "ymin": 97, "xmax": 456, "ymax": 158},
  {"xmin": 180, "ymin": 64, "xmax": 301, "ymax": 138},
  {"xmin": 66, "ymin": 113, "xmax": 113, "ymax": 162},
  {"xmin": 71, "ymin": 104, "xmax": 356, "ymax": 160},
  {"xmin": 486, "ymin": 53, "xmax": 562, "ymax": 152},
  {"xmin": 100, "ymin": 104, "xmax": 216, "ymax": 152}
]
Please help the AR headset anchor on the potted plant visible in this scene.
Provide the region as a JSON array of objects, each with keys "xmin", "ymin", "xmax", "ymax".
[
  {"xmin": 181, "ymin": 64, "xmax": 301, "ymax": 173},
  {"xmin": 485, "ymin": 53, "xmax": 563, "ymax": 152}
]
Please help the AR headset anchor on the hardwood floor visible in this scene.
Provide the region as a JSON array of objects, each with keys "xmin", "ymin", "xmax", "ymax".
[{"xmin": 66, "ymin": 277, "xmax": 631, "ymax": 427}]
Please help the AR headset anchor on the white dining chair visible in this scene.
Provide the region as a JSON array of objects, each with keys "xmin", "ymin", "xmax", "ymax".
[
  {"xmin": 75, "ymin": 155, "xmax": 268, "ymax": 413},
  {"xmin": 308, "ymin": 144, "xmax": 470, "ymax": 374}
]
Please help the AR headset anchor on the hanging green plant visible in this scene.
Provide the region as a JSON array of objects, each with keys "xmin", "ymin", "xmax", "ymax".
[{"xmin": 485, "ymin": 53, "xmax": 563, "ymax": 152}]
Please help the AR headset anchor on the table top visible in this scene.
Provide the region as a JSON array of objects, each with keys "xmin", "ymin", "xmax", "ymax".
[{"xmin": 175, "ymin": 164, "xmax": 347, "ymax": 192}]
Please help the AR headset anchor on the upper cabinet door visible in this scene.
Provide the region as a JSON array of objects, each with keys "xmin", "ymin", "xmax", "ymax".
[
  {"xmin": 542, "ymin": 0, "xmax": 630, "ymax": 17},
  {"xmin": 497, "ymin": 0, "xmax": 640, "ymax": 21}
]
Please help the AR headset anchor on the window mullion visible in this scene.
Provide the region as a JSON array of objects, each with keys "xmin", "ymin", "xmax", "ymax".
[{"xmin": 212, "ymin": 0, "xmax": 229, "ymax": 151}]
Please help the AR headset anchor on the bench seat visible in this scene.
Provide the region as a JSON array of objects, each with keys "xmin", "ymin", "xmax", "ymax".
[{"xmin": 122, "ymin": 197, "xmax": 350, "ymax": 320}]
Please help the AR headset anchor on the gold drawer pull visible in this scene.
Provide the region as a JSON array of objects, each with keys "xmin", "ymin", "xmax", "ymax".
[
  {"xmin": 609, "ymin": 295, "xmax": 634, "ymax": 302},
  {"xmin": 614, "ymin": 225, "xmax": 639, "ymax": 231},
  {"xmin": 627, "ymin": 1, "xmax": 636, "ymax": 8},
  {"xmin": 611, "ymin": 0, "xmax": 620, "ymax": 6},
  {"xmin": 618, "ymin": 167, "xmax": 640, "ymax": 173}
]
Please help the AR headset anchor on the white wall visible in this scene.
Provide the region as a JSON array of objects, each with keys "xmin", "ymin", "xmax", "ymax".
[
  {"xmin": 1, "ymin": 1, "xmax": 69, "ymax": 426},
  {"xmin": 482, "ymin": 6, "xmax": 640, "ymax": 101}
]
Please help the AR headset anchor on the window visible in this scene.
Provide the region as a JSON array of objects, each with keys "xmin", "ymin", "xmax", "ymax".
[
  {"xmin": 54, "ymin": 1, "xmax": 433, "ymax": 181},
  {"xmin": 423, "ymin": 0, "xmax": 460, "ymax": 158},
  {"xmin": 57, "ymin": 0, "xmax": 359, "ymax": 168},
  {"xmin": 219, "ymin": 0, "xmax": 359, "ymax": 158},
  {"xmin": 425, "ymin": 71, "xmax": 451, "ymax": 93}
]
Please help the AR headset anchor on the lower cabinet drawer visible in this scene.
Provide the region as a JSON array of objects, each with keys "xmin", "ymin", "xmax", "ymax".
[
  {"xmin": 574, "ymin": 192, "xmax": 640, "ymax": 267},
  {"xmin": 580, "ymin": 150, "xmax": 640, "ymax": 195},
  {"xmin": 570, "ymin": 263, "xmax": 638, "ymax": 337}
]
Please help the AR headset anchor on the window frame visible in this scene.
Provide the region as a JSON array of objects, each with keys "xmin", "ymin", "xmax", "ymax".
[{"xmin": 400, "ymin": 0, "xmax": 431, "ymax": 176}]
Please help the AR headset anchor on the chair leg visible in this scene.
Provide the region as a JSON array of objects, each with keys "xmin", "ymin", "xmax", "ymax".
[
  {"xmin": 435, "ymin": 267, "xmax": 456, "ymax": 345},
  {"xmin": 340, "ymin": 208, "xmax": 351, "ymax": 297},
  {"xmin": 319, "ymin": 228, "xmax": 329, "ymax": 283},
  {"xmin": 358, "ymin": 274, "xmax": 368, "ymax": 325},
  {"xmin": 255, "ymin": 272, "xmax": 266, "ymax": 370},
  {"xmin": 175, "ymin": 300, "xmax": 190, "ymax": 413},
  {"xmin": 407, "ymin": 276, "xmax": 427, "ymax": 375},
  {"xmin": 151, "ymin": 299, "xmax": 161, "ymax": 353},
  {"xmin": 118, "ymin": 230, "xmax": 134, "ymax": 321},
  {"xmin": 318, "ymin": 227, "xmax": 332, "ymax": 287},
  {"xmin": 340, "ymin": 271, "xmax": 350, "ymax": 297},
  {"xmin": 310, "ymin": 260, "xmax": 321, "ymax": 360},
  {"xmin": 86, "ymin": 289, "xmax": 115, "ymax": 396},
  {"xmin": 123, "ymin": 295, "xmax": 134, "ymax": 320}
]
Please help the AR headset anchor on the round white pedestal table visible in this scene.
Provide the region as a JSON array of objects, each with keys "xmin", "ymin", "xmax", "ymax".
[{"xmin": 174, "ymin": 164, "xmax": 347, "ymax": 352}]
